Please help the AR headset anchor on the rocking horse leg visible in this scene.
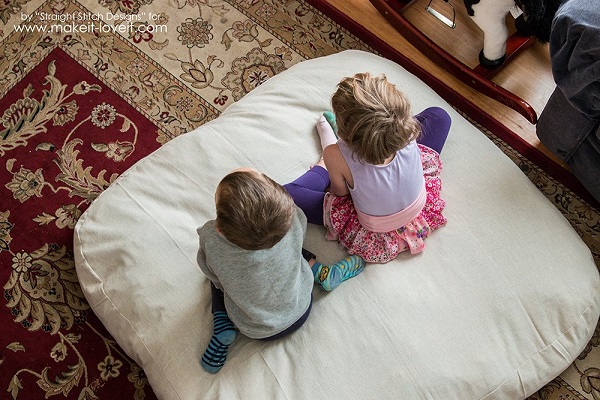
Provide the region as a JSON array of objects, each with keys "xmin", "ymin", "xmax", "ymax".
[{"xmin": 470, "ymin": 0, "xmax": 515, "ymax": 68}]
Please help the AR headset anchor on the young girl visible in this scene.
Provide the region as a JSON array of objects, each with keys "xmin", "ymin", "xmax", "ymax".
[
  {"xmin": 197, "ymin": 168, "xmax": 365, "ymax": 373},
  {"xmin": 285, "ymin": 72, "xmax": 450, "ymax": 263}
]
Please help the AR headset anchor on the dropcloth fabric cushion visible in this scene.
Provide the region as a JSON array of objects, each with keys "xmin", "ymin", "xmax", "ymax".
[{"xmin": 73, "ymin": 50, "xmax": 600, "ymax": 400}]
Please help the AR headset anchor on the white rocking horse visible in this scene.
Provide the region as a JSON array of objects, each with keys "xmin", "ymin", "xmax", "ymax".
[{"xmin": 460, "ymin": 0, "xmax": 522, "ymax": 68}]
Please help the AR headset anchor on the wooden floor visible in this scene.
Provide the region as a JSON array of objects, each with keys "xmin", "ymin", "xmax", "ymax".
[{"xmin": 324, "ymin": 0, "xmax": 561, "ymax": 164}]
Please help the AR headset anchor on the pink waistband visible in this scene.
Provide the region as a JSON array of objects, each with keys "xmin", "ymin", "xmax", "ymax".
[{"xmin": 356, "ymin": 185, "xmax": 427, "ymax": 233}]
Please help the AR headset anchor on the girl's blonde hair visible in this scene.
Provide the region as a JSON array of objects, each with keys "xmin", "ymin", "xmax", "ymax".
[
  {"xmin": 331, "ymin": 72, "xmax": 421, "ymax": 165},
  {"xmin": 215, "ymin": 170, "xmax": 295, "ymax": 250}
]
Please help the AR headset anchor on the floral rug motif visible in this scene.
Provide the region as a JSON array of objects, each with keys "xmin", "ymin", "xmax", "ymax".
[
  {"xmin": 0, "ymin": 0, "xmax": 598, "ymax": 399},
  {"xmin": 1, "ymin": 43, "xmax": 164, "ymax": 400}
]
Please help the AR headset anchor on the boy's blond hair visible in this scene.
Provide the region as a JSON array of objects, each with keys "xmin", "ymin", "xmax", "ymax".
[
  {"xmin": 215, "ymin": 170, "xmax": 295, "ymax": 250},
  {"xmin": 331, "ymin": 72, "xmax": 421, "ymax": 165}
]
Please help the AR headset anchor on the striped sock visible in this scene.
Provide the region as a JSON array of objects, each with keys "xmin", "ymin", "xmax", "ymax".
[
  {"xmin": 312, "ymin": 255, "xmax": 366, "ymax": 291},
  {"xmin": 201, "ymin": 311, "xmax": 237, "ymax": 373}
]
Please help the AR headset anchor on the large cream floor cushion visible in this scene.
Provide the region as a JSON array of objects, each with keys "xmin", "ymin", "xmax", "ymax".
[{"xmin": 73, "ymin": 50, "xmax": 600, "ymax": 400}]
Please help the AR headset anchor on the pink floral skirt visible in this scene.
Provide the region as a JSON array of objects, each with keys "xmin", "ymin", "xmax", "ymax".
[{"xmin": 323, "ymin": 145, "xmax": 446, "ymax": 263}]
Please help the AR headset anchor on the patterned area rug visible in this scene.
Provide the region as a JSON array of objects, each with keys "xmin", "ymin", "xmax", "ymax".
[{"xmin": 0, "ymin": 0, "xmax": 597, "ymax": 399}]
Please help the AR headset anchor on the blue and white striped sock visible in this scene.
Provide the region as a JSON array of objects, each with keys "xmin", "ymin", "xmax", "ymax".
[{"xmin": 201, "ymin": 311, "xmax": 237, "ymax": 373}]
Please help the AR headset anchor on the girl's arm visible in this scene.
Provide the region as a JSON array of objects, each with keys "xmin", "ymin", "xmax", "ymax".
[{"xmin": 323, "ymin": 144, "xmax": 352, "ymax": 196}]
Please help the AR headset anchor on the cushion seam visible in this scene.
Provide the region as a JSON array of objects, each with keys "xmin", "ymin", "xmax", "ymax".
[
  {"xmin": 74, "ymin": 211, "xmax": 182, "ymax": 400},
  {"xmin": 481, "ymin": 276, "xmax": 600, "ymax": 399}
]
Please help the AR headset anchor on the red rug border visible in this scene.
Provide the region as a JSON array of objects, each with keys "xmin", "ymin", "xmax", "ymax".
[{"xmin": 305, "ymin": 0, "xmax": 599, "ymax": 208}]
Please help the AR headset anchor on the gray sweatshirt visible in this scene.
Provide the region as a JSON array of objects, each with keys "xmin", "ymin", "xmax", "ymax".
[{"xmin": 197, "ymin": 207, "xmax": 314, "ymax": 339}]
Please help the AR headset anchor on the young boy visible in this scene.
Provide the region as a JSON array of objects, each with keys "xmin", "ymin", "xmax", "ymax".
[{"xmin": 197, "ymin": 167, "xmax": 366, "ymax": 373}]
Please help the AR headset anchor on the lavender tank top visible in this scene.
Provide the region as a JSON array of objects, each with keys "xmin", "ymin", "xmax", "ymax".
[{"xmin": 338, "ymin": 139, "xmax": 424, "ymax": 216}]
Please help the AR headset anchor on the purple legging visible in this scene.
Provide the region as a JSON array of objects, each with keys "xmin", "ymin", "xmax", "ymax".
[
  {"xmin": 415, "ymin": 106, "xmax": 451, "ymax": 154},
  {"xmin": 284, "ymin": 107, "xmax": 451, "ymax": 225},
  {"xmin": 284, "ymin": 166, "xmax": 330, "ymax": 225}
]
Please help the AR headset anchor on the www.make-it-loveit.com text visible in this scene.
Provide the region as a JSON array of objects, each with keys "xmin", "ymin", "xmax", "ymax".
[{"xmin": 15, "ymin": 11, "xmax": 167, "ymax": 34}]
